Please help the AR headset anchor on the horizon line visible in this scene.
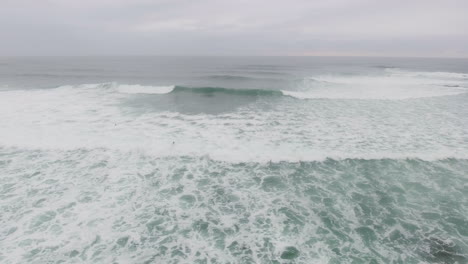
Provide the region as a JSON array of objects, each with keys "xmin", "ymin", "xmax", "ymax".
[{"xmin": 1, "ymin": 54, "xmax": 468, "ymax": 59}]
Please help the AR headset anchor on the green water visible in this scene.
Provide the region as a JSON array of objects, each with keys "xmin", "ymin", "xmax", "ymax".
[{"xmin": 1, "ymin": 148, "xmax": 467, "ymax": 263}]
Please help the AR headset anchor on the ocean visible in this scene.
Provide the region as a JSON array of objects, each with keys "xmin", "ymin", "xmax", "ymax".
[{"xmin": 0, "ymin": 56, "xmax": 467, "ymax": 263}]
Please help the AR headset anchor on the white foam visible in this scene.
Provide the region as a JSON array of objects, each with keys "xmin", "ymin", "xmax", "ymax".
[
  {"xmin": 0, "ymin": 85, "xmax": 467, "ymax": 162},
  {"xmin": 0, "ymin": 69, "xmax": 467, "ymax": 163},
  {"xmin": 282, "ymin": 86, "xmax": 467, "ymax": 100},
  {"xmin": 283, "ymin": 70, "xmax": 468, "ymax": 100},
  {"xmin": 117, "ymin": 84, "xmax": 175, "ymax": 94},
  {"xmin": 386, "ymin": 68, "xmax": 468, "ymax": 79},
  {"xmin": 1, "ymin": 145, "xmax": 466, "ymax": 263}
]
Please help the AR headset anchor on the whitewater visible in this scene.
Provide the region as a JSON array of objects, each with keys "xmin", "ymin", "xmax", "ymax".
[{"xmin": 0, "ymin": 56, "xmax": 467, "ymax": 263}]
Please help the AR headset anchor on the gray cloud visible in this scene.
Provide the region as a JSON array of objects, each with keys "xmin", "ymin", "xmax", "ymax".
[{"xmin": 1, "ymin": 0, "xmax": 467, "ymax": 57}]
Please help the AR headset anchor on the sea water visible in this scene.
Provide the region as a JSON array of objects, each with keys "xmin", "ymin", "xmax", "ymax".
[{"xmin": 0, "ymin": 56, "xmax": 467, "ymax": 263}]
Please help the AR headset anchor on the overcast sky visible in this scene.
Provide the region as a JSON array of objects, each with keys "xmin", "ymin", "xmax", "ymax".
[{"xmin": 1, "ymin": 0, "xmax": 467, "ymax": 57}]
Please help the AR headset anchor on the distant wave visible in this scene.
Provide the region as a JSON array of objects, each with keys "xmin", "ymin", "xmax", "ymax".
[
  {"xmin": 373, "ymin": 65, "xmax": 397, "ymax": 69},
  {"xmin": 14, "ymin": 73, "xmax": 111, "ymax": 78},
  {"xmin": 203, "ymin": 74, "xmax": 257, "ymax": 81},
  {"xmin": 231, "ymin": 70, "xmax": 292, "ymax": 76},
  {"xmin": 243, "ymin": 64, "xmax": 298, "ymax": 70},
  {"xmin": 202, "ymin": 74, "xmax": 285, "ymax": 82}
]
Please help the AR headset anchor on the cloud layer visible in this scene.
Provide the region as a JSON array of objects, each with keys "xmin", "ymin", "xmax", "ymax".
[{"xmin": 1, "ymin": 0, "xmax": 467, "ymax": 57}]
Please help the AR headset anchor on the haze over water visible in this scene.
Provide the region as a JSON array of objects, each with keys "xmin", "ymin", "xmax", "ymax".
[{"xmin": 1, "ymin": 56, "xmax": 468, "ymax": 263}]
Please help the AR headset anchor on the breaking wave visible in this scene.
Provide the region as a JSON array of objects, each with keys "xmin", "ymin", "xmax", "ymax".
[
  {"xmin": 117, "ymin": 84, "xmax": 282, "ymax": 96},
  {"xmin": 115, "ymin": 82, "xmax": 467, "ymax": 100},
  {"xmin": 106, "ymin": 69, "xmax": 468, "ymax": 99}
]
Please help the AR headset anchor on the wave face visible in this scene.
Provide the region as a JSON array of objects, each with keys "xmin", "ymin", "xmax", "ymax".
[
  {"xmin": 173, "ymin": 86, "xmax": 283, "ymax": 96},
  {"xmin": 0, "ymin": 57, "xmax": 468, "ymax": 263}
]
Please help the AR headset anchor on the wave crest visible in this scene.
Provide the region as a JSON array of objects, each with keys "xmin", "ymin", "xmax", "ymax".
[{"xmin": 117, "ymin": 84, "xmax": 175, "ymax": 94}]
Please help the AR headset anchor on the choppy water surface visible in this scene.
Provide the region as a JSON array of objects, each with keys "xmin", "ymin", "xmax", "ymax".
[{"xmin": 0, "ymin": 57, "xmax": 467, "ymax": 263}]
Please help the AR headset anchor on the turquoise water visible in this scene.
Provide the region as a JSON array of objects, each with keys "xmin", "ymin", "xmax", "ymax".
[{"xmin": 0, "ymin": 57, "xmax": 467, "ymax": 263}]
